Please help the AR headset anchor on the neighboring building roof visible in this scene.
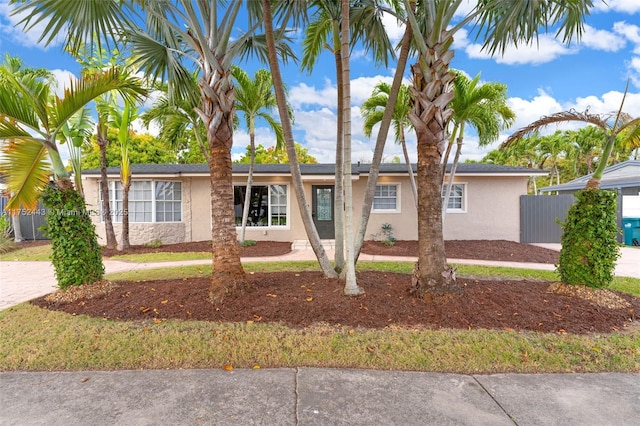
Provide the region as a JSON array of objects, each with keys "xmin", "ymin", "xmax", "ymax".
[
  {"xmin": 540, "ymin": 160, "xmax": 640, "ymax": 192},
  {"xmin": 83, "ymin": 162, "xmax": 547, "ymax": 178}
]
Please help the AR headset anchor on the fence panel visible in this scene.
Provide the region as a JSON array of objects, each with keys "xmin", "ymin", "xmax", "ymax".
[{"xmin": 520, "ymin": 195, "xmax": 576, "ymax": 243}]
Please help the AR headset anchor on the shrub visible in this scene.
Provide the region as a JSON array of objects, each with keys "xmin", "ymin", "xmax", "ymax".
[
  {"xmin": 40, "ymin": 184, "xmax": 104, "ymax": 289},
  {"xmin": 381, "ymin": 223, "xmax": 396, "ymax": 246},
  {"xmin": 557, "ymin": 188, "xmax": 620, "ymax": 288},
  {"xmin": 143, "ymin": 239, "xmax": 163, "ymax": 248},
  {"xmin": 240, "ymin": 239, "xmax": 257, "ymax": 247}
]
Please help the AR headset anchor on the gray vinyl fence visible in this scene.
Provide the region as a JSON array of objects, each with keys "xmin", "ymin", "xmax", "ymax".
[
  {"xmin": 0, "ymin": 196, "xmax": 49, "ymax": 240},
  {"xmin": 520, "ymin": 195, "xmax": 576, "ymax": 243}
]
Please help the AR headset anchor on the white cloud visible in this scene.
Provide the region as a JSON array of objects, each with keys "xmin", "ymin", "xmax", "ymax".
[
  {"xmin": 465, "ymin": 34, "xmax": 576, "ymax": 65},
  {"xmin": 594, "ymin": 0, "xmax": 640, "ymax": 14},
  {"xmin": 0, "ymin": 1, "xmax": 65, "ymax": 50},
  {"xmin": 613, "ymin": 21, "xmax": 640, "ymax": 53},
  {"xmin": 289, "ymin": 80, "xmax": 337, "ymax": 109},
  {"xmin": 381, "ymin": 12, "xmax": 405, "ymax": 44},
  {"xmin": 581, "ymin": 24, "xmax": 627, "ymax": 51}
]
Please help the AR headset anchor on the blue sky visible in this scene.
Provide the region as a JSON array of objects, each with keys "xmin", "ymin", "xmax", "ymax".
[{"xmin": 1, "ymin": 0, "xmax": 639, "ymax": 164}]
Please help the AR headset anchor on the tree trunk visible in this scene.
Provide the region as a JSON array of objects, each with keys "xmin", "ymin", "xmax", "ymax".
[
  {"xmin": 354, "ymin": 21, "xmax": 413, "ymax": 261},
  {"xmin": 407, "ymin": 45, "xmax": 461, "ymax": 298},
  {"xmin": 97, "ymin": 123, "xmax": 118, "ymax": 249},
  {"xmin": 400, "ymin": 127, "xmax": 417, "ymax": 208},
  {"xmin": 262, "ymin": 0, "xmax": 337, "ymax": 278},
  {"xmin": 442, "ymin": 134, "xmax": 463, "ymax": 220},
  {"xmin": 340, "ymin": 0, "xmax": 362, "ymax": 295},
  {"xmin": 11, "ymin": 213, "xmax": 23, "ymax": 242},
  {"xmin": 333, "ymin": 26, "xmax": 345, "ymax": 272},
  {"xmin": 240, "ymin": 132, "xmax": 256, "ymax": 243},
  {"xmin": 121, "ymin": 179, "xmax": 131, "ymax": 250},
  {"xmin": 203, "ymin": 70, "xmax": 247, "ymax": 303}
]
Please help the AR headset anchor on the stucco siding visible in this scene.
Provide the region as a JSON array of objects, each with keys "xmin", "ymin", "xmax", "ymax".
[
  {"xmin": 83, "ymin": 170, "xmax": 529, "ymax": 245},
  {"xmin": 443, "ymin": 176, "xmax": 525, "ymax": 241}
]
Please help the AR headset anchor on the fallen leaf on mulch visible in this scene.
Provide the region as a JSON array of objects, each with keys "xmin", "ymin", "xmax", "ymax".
[{"xmin": 547, "ymin": 282, "xmax": 631, "ymax": 310}]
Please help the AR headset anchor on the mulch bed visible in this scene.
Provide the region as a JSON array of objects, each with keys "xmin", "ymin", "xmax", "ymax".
[
  {"xmin": 25, "ymin": 239, "xmax": 639, "ymax": 334},
  {"xmin": 31, "ymin": 271, "xmax": 639, "ymax": 334}
]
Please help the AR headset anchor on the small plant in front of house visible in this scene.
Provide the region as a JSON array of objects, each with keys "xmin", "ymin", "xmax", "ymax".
[
  {"xmin": 143, "ymin": 239, "xmax": 163, "ymax": 248},
  {"xmin": 381, "ymin": 223, "xmax": 396, "ymax": 246},
  {"xmin": 240, "ymin": 239, "xmax": 257, "ymax": 247},
  {"xmin": 0, "ymin": 214, "xmax": 16, "ymax": 254}
]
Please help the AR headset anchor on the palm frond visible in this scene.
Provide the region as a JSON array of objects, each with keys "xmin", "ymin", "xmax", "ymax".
[
  {"xmin": 501, "ymin": 110, "xmax": 607, "ymax": 150},
  {"xmin": 0, "ymin": 139, "xmax": 51, "ymax": 212}
]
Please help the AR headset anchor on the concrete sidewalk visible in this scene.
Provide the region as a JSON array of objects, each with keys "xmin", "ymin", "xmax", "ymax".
[{"xmin": 1, "ymin": 368, "xmax": 638, "ymax": 425}]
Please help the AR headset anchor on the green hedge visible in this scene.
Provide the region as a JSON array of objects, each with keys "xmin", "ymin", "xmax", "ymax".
[
  {"xmin": 558, "ymin": 188, "xmax": 620, "ymax": 288},
  {"xmin": 40, "ymin": 184, "xmax": 104, "ymax": 289}
]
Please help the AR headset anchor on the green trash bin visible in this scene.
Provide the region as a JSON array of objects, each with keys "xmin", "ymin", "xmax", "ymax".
[{"xmin": 622, "ymin": 218, "xmax": 640, "ymax": 246}]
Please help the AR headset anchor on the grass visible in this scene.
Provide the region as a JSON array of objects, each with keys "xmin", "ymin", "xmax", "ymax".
[
  {"xmin": 0, "ymin": 243, "xmax": 52, "ymax": 261},
  {"xmin": 2, "ymin": 247, "xmax": 639, "ymax": 373},
  {"xmin": 1, "ymin": 261, "xmax": 639, "ymax": 373},
  {"xmin": 1, "ymin": 303, "xmax": 638, "ymax": 373}
]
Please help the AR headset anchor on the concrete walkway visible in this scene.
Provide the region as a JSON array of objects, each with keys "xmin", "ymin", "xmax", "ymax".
[{"xmin": 1, "ymin": 369, "xmax": 639, "ymax": 425}]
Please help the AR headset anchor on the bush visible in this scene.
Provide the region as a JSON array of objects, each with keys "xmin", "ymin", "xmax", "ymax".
[
  {"xmin": 143, "ymin": 239, "xmax": 163, "ymax": 248},
  {"xmin": 557, "ymin": 188, "xmax": 620, "ymax": 288},
  {"xmin": 40, "ymin": 184, "xmax": 104, "ymax": 289},
  {"xmin": 240, "ymin": 239, "xmax": 257, "ymax": 247}
]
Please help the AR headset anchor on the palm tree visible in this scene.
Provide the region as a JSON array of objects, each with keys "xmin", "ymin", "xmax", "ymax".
[
  {"xmin": 502, "ymin": 98, "xmax": 640, "ymax": 190},
  {"xmin": 402, "ymin": 0, "xmax": 592, "ymax": 299},
  {"xmin": 13, "ymin": 0, "xmax": 294, "ymax": 302},
  {"xmin": 442, "ymin": 71, "xmax": 515, "ymax": 218},
  {"xmin": 142, "ymin": 74, "xmax": 209, "ymax": 164},
  {"xmin": 302, "ymin": 0, "xmax": 395, "ymax": 272},
  {"xmin": 362, "ymin": 82, "xmax": 417, "ymax": 206},
  {"xmin": 231, "ymin": 66, "xmax": 284, "ymax": 243},
  {"xmin": 0, "ymin": 56, "xmax": 145, "ymax": 286},
  {"xmin": 107, "ymin": 99, "xmax": 140, "ymax": 250},
  {"xmin": 260, "ymin": 0, "xmax": 338, "ymax": 279},
  {"xmin": 60, "ymin": 107, "xmax": 94, "ymax": 198}
]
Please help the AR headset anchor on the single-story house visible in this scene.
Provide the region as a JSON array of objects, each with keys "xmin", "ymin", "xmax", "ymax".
[{"xmin": 81, "ymin": 163, "xmax": 548, "ymax": 246}]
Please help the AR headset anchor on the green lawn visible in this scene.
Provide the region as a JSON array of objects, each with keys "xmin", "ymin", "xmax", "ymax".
[{"xmin": 1, "ymin": 260, "xmax": 639, "ymax": 373}]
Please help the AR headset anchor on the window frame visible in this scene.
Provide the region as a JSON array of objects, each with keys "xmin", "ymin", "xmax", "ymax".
[
  {"xmin": 233, "ymin": 183, "xmax": 290, "ymax": 229},
  {"xmin": 100, "ymin": 180, "xmax": 183, "ymax": 223},
  {"xmin": 442, "ymin": 182, "xmax": 467, "ymax": 213},
  {"xmin": 372, "ymin": 183, "xmax": 401, "ymax": 214}
]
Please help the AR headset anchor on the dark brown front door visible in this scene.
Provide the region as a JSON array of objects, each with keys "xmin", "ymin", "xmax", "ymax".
[{"xmin": 312, "ymin": 185, "xmax": 335, "ymax": 239}]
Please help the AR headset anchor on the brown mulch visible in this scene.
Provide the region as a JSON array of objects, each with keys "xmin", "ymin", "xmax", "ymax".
[
  {"xmin": 362, "ymin": 240, "xmax": 560, "ymax": 264},
  {"xmin": 26, "ymin": 239, "xmax": 639, "ymax": 334},
  {"xmin": 101, "ymin": 241, "xmax": 293, "ymax": 258},
  {"xmin": 31, "ymin": 272, "xmax": 639, "ymax": 334}
]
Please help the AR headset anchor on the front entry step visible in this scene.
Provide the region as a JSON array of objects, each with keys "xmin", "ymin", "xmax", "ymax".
[{"xmin": 292, "ymin": 240, "xmax": 335, "ymax": 250}]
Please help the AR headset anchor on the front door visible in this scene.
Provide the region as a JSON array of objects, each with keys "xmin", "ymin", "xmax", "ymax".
[{"xmin": 312, "ymin": 185, "xmax": 335, "ymax": 239}]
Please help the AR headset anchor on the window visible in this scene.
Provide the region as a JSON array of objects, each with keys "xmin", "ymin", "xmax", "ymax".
[
  {"xmin": 234, "ymin": 184, "xmax": 288, "ymax": 227},
  {"xmin": 442, "ymin": 183, "xmax": 466, "ymax": 212},
  {"xmin": 373, "ymin": 184, "xmax": 399, "ymax": 212},
  {"xmin": 100, "ymin": 181, "xmax": 182, "ymax": 223}
]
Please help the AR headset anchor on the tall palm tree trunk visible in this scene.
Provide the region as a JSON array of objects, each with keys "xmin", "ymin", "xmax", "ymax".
[
  {"xmin": 333, "ymin": 32, "xmax": 345, "ymax": 272},
  {"xmin": 408, "ymin": 46, "xmax": 460, "ymax": 298},
  {"xmin": 262, "ymin": 0, "xmax": 337, "ymax": 278},
  {"xmin": 121, "ymin": 180, "xmax": 131, "ymax": 249},
  {"xmin": 240, "ymin": 132, "xmax": 256, "ymax": 243},
  {"xmin": 97, "ymin": 123, "xmax": 117, "ymax": 249},
  {"xmin": 400, "ymin": 127, "xmax": 417, "ymax": 207},
  {"xmin": 203, "ymin": 72, "xmax": 247, "ymax": 302},
  {"xmin": 340, "ymin": 0, "xmax": 362, "ymax": 295},
  {"xmin": 354, "ymin": 21, "xmax": 413, "ymax": 261}
]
